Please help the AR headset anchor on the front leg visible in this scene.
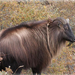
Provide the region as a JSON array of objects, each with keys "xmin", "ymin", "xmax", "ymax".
[{"xmin": 32, "ymin": 67, "xmax": 42, "ymax": 75}]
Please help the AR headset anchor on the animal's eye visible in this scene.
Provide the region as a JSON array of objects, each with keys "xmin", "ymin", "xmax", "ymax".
[{"xmin": 65, "ymin": 25, "xmax": 68, "ymax": 30}]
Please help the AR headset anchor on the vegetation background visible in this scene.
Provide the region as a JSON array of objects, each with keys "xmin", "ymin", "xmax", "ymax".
[{"xmin": 0, "ymin": 0, "xmax": 75, "ymax": 75}]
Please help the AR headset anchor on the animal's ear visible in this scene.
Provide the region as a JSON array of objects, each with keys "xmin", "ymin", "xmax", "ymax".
[
  {"xmin": 66, "ymin": 18, "xmax": 69, "ymax": 24},
  {"xmin": 47, "ymin": 18, "xmax": 53, "ymax": 27},
  {"xmin": 47, "ymin": 18, "xmax": 53, "ymax": 23},
  {"xmin": 57, "ymin": 21, "xmax": 63, "ymax": 29},
  {"xmin": 58, "ymin": 23, "xmax": 63, "ymax": 29}
]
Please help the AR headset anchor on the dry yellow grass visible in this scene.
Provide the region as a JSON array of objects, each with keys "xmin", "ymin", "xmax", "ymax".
[{"xmin": 0, "ymin": 1, "xmax": 75, "ymax": 75}]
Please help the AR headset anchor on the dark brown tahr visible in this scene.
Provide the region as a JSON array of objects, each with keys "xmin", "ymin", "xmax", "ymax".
[{"xmin": 0, "ymin": 17, "xmax": 75, "ymax": 75}]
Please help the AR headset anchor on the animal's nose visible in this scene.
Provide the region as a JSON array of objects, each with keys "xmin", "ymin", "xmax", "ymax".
[
  {"xmin": 72, "ymin": 36, "xmax": 75, "ymax": 42},
  {"xmin": 74, "ymin": 37, "xmax": 75, "ymax": 42}
]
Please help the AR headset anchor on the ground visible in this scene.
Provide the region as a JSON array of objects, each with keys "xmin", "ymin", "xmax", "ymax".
[{"xmin": 0, "ymin": 1, "xmax": 75, "ymax": 75}]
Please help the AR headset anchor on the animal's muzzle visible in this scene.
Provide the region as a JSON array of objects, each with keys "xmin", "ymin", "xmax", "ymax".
[
  {"xmin": 72, "ymin": 36, "xmax": 75, "ymax": 42},
  {"xmin": 67, "ymin": 36, "xmax": 75, "ymax": 46},
  {"xmin": 74, "ymin": 37, "xmax": 75, "ymax": 42}
]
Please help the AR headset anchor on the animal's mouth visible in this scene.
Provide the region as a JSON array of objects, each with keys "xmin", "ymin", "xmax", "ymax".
[
  {"xmin": 71, "ymin": 37, "xmax": 75, "ymax": 42},
  {"xmin": 67, "ymin": 38, "xmax": 75, "ymax": 46}
]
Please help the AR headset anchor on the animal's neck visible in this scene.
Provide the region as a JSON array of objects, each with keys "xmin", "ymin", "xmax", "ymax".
[{"xmin": 46, "ymin": 27, "xmax": 65, "ymax": 58}]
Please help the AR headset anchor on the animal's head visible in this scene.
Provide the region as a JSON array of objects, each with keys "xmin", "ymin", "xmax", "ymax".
[{"xmin": 49, "ymin": 17, "xmax": 75, "ymax": 43}]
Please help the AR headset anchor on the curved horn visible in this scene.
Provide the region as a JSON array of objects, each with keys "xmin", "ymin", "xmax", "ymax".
[{"xmin": 66, "ymin": 18, "xmax": 69, "ymax": 24}]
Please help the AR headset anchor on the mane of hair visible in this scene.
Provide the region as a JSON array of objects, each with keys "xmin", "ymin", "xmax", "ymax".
[{"xmin": 1, "ymin": 20, "xmax": 48, "ymax": 38}]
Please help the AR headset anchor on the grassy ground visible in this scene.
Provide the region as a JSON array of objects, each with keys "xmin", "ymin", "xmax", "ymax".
[{"xmin": 0, "ymin": 1, "xmax": 75, "ymax": 75}]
